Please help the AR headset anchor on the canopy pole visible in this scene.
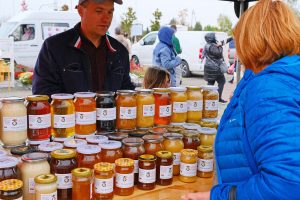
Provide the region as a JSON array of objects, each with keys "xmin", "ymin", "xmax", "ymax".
[{"xmin": 236, "ymin": 0, "xmax": 245, "ymax": 83}]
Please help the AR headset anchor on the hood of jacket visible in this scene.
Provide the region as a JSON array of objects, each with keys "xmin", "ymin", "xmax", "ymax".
[
  {"xmin": 205, "ymin": 32, "xmax": 217, "ymax": 44},
  {"xmin": 158, "ymin": 26, "xmax": 175, "ymax": 47}
]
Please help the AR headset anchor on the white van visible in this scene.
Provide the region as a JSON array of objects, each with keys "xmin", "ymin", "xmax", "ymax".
[{"xmin": 131, "ymin": 31, "xmax": 229, "ymax": 77}]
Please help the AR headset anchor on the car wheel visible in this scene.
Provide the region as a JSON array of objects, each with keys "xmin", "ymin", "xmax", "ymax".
[{"xmin": 180, "ymin": 60, "xmax": 191, "ymax": 77}]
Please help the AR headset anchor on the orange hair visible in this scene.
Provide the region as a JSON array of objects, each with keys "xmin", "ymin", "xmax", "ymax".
[{"xmin": 143, "ymin": 67, "xmax": 170, "ymax": 89}]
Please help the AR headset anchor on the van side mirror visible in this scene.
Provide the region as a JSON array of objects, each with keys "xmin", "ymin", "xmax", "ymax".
[
  {"xmin": 139, "ymin": 40, "xmax": 145, "ymax": 45},
  {"xmin": 9, "ymin": 34, "xmax": 18, "ymax": 41}
]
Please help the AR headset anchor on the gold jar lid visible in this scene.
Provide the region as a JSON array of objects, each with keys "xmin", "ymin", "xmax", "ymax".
[
  {"xmin": 94, "ymin": 162, "xmax": 114, "ymax": 172},
  {"xmin": 139, "ymin": 154, "xmax": 156, "ymax": 161},
  {"xmin": 198, "ymin": 145, "xmax": 213, "ymax": 153},
  {"xmin": 0, "ymin": 179, "xmax": 23, "ymax": 191},
  {"xmin": 156, "ymin": 151, "xmax": 173, "ymax": 159},
  {"xmin": 153, "ymin": 88, "xmax": 171, "ymax": 94},
  {"xmin": 186, "ymin": 86, "xmax": 201, "ymax": 91},
  {"xmin": 181, "ymin": 149, "xmax": 198, "ymax": 157},
  {"xmin": 51, "ymin": 149, "xmax": 76, "ymax": 159},
  {"xmin": 72, "ymin": 168, "xmax": 92, "ymax": 178},
  {"xmin": 115, "ymin": 158, "xmax": 134, "ymax": 167},
  {"xmin": 26, "ymin": 95, "xmax": 49, "ymax": 101},
  {"xmin": 34, "ymin": 174, "xmax": 57, "ymax": 184}
]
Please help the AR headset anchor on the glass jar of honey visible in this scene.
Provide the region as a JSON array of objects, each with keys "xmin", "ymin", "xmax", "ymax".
[
  {"xmin": 77, "ymin": 145, "xmax": 101, "ymax": 169},
  {"xmin": 142, "ymin": 135, "xmax": 163, "ymax": 155},
  {"xmin": 179, "ymin": 149, "xmax": 198, "ymax": 183},
  {"xmin": 72, "ymin": 168, "xmax": 92, "ymax": 200},
  {"xmin": 199, "ymin": 127, "xmax": 217, "ymax": 146},
  {"xmin": 156, "ymin": 151, "xmax": 173, "ymax": 186},
  {"xmin": 138, "ymin": 154, "xmax": 156, "ymax": 190},
  {"xmin": 202, "ymin": 85, "xmax": 219, "ymax": 118},
  {"xmin": 115, "ymin": 158, "xmax": 134, "ymax": 196},
  {"xmin": 51, "ymin": 94, "xmax": 75, "ymax": 139},
  {"xmin": 197, "ymin": 145, "xmax": 214, "ymax": 178},
  {"xmin": 153, "ymin": 88, "xmax": 171, "ymax": 126},
  {"xmin": 93, "ymin": 162, "xmax": 114, "ymax": 199},
  {"xmin": 181, "ymin": 130, "xmax": 200, "ymax": 150},
  {"xmin": 99, "ymin": 140, "xmax": 122, "ymax": 164},
  {"xmin": 0, "ymin": 179, "xmax": 23, "ymax": 199},
  {"xmin": 136, "ymin": 89, "xmax": 155, "ymax": 129},
  {"xmin": 163, "ymin": 133, "xmax": 184, "ymax": 176},
  {"xmin": 86, "ymin": 135, "xmax": 108, "ymax": 145},
  {"xmin": 26, "ymin": 95, "xmax": 51, "ymax": 141},
  {"xmin": 64, "ymin": 139, "xmax": 87, "ymax": 150},
  {"xmin": 200, "ymin": 118, "xmax": 218, "ymax": 129},
  {"xmin": 186, "ymin": 86, "xmax": 203, "ymax": 123},
  {"xmin": 170, "ymin": 87, "xmax": 187, "ymax": 123},
  {"xmin": 0, "ymin": 156, "xmax": 19, "ymax": 182},
  {"xmin": 74, "ymin": 92, "xmax": 96, "ymax": 138},
  {"xmin": 96, "ymin": 92, "xmax": 116, "ymax": 133},
  {"xmin": 34, "ymin": 174, "xmax": 57, "ymax": 200}
]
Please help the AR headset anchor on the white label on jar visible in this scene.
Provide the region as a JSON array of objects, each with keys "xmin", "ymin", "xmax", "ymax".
[
  {"xmin": 56, "ymin": 173, "xmax": 72, "ymax": 189},
  {"xmin": 160, "ymin": 165, "xmax": 173, "ymax": 179},
  {"xmin": 173, "ymin": 102, "xmax": 187, "ymax": 113},
  {"xmin": 29, "ymin": 178, "xmax": 35, "ymax": 193},
  {"xmin": 75, "ymin": 111, "xmax": 96, "ymax": 125},
  {"xmin": 173, "ymin": 153, "xmax": 181, "ymax": 165},
  {"xmin": 204, "ymin": 100, "xmax": 218, "ymax": 111},
  {"xmin": 180, "ymin": 162, "xmax": 197, "ymax": 177},
  {"xmin": 198, "ymin": 159, "xmax": 214, "ymax": 172},
  {"xmin": 53, "ymin": 114, "xmax": 75, "ymax": 128},
  {"xmin": 116, "ymin": 173, "xmax": 134, "ymax": 188},
  {"xmin": 41, "ymin": 191, "xmax": 58, "ymax": 200},
  {"xmin": 120, "ymin": 107, "xmax": 136, "ymax": 119},
  {"xmin": 94, "ymin": 177, "xmax": 113, "ymax": 194},
  {"xmin": 159, "ymin": 105, "xmax": 171, "ymax": 117},
  {"xmin": 96, "ymin": 108, "xmax": 116, "ymax": 121},
  {"xmin": 3, "ymin": 116, "xmax": 27, "ymax": 131},
  {"xmin": 138, "ymin": 168, "xmax": 156, "ymax": 183},
  {"xmin": 29, "ymin": 114, "xmax": 51, "ymax": 129},
  {"xmin": 134, "ymin": 160, "xmax": 139, "ymax": 173},
  {"xmin": 187, "ymin": 100, "xmax": 203, "ymax": 111},
  {"xmin": 143, "ymin": 104, "xmax": 155, "ymax": 117}
]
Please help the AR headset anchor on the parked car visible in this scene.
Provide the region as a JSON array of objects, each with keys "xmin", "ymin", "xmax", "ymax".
[{"xmin": 229, "ymin": 39, "xmax": 236, "ymax": 65}]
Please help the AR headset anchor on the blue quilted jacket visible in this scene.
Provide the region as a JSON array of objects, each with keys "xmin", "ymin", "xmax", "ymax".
[{"xmin": 212, "ymin": 55, "xmax": 300, "ymax": 200}]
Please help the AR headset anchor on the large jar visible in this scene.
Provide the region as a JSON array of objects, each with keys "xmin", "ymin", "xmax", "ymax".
[
  {"xmin": 163, "ymin": 133, "xmax": 184, "ymax": 176},
  {"xmin": 170, "ymin": 87, "xmax": 187, "ymax": 123},
  {"xmin": 186, "ymin": 86, "xmax": 203, "ymax": 123},
  {"xmin": 51, "ymin": 94, "xmax": 75, "ymax": 139},
  {"xmin": 93, "ymin": 162, "xmax": 114, "ymax": 200},
  {"xmin": 63, "ymin": 139, "xmax": 87, "ymax": 150},
  {"xmin": 96, "ymin": 91, "xmax": 116, "ymax": 133},
  {"xmin": 181, "ymin": 130, "xmax": 200, "ymax": 150},
  {"xmin": 116, "ymin": 90, "xmax": 137, "ymax": 131},
  {"xmin": 138, "ymin": 154, "xmax": 156, "ymax": 190},
  {"xmin": 156, "ymin": 151, "xmax": 173, "ymax": 186},
  {"xmin": 199, "ymin": 127, "xmax": 217, "ymax": 146},
  {"xmin": 34, "ymin": 174, "xmax": 57, "ymax": 200},
  {"xmin": 142, "ymin": 135, "xmax": 163, "ymax": 155},
  {"xmin": 77, "ymin": 145, "xmax": 101, "ymax": 169},
  {"xmin": 179, "ymin": 149, "xmax": 198, "ymax": 183},
  {"xmin": 115, "ymin": 158, "xmax": 134, "ymax": 196},
  {"xmin": 74, "ymin": 92, "xmax": 96, "ymax": 138},
  {"xmin": 0, "ymin": 156, "xmax": 19, "ymax": 182},
  {"xmin": 0, "ymin": 97, "xmax": 27, "ymax": 146},
  {"xmin": 197, "ymin": 145, "xmax": 214, "ymax": 178},
  {"xmin": 50, "ymin": 149, "xmax": 77, "ymax": 200},
  {"xmin": 136, "ymin": 89, "xmax": 155, "ymax": 128},
  {"xmin": 0, "ymin": 179, "xmax": 23, "ymax": 199},
  {"xmin": 153, "ymin": 88, "xmax": 171, "ymax": 126},
  {"xmin": 20, "ymin": 152, "xmax": 50, "ymax": 200},
  {"xmin": 72, "ymin": 168, "xmax": 92, "ymax": 200},
  {"xmin": 202, "ymin": 85, "xmax": 219, "ymax": 118},
  {"xmin": 26, "ymin": 95, "xmax": 51, "ymax": 141},
  {"xmin": 99, "ymin": 140, "xmax": 123, "ymax": 164}
]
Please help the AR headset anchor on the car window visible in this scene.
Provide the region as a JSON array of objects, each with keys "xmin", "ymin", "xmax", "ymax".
[
  {"xmin": 11, "ymin": 24, "xmax": 35, "ymax": 41},
  {"xmin": 41, "ymin": 23, "xmax": 69, "ymax": 40},
  {"xmin": 229, "ymin": 40, "xmax": 235, "ymax": 49},
  {"xmin": 142, "ymin": 33, "xmax": 157, "ymax": 45}
]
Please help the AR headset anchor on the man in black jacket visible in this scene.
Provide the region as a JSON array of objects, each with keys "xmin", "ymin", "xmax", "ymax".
[{"xmin": 32, "ymin": 0, "xmax": 135, "ymax": 96}]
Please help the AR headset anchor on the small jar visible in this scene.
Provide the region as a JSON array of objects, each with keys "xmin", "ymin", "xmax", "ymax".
[
  {"xmin": 179, "ymin": 149, "xmax": 198, "ymax": 183},
  {"xmin": 34, "ymin": 174, "xmax": 57, "ymax": 200},
  {"xmin": 138, "ymin": 154, "xmax": 156, "ymax": 190},
  {"xmin": 38, "ymin": 142, "xmax": 64, "ymax": 158},
  {"xmin": 63, "ymin": 139, "xmax": 87, "ymax": 150},
  {"xmin": 116, "ymin": 90, "xmax": 137, "ymax": 131},
  {"xmin": 115, "ymin": 158, "xmax": 135, "ymax": 196},
  {"xmin": 93, "ymin": 162, "xmax": 114, "ymax": 199},
  {"xmin": 74, "ymin": 92, "xmax": 96, "ymax": 138},
  {"xmin": 186, "ymin": 86, "xmax": 203, "ymax": 123},
  {"xmin": 181, "ymin": 130, "xmax": 200, "ymax": 150},
  {"xmin": 202, "ymin": 85, "xmax": 219, "ymax": 118},
  {"xmin": 26, "ymin": 95, "xmax": 51, "ymax": 141},
  {"xmin": 96, "ymin": 91, "xmax": 116, "ymax": 133},
  {"xmin": 50, "ymin": 149, "xmax": 77, "ymax": 200},
  {"xmin": 0, "ymin": 97, "xmax": 27, "ymax": 146},
  {"xmin": 183, "ymin": 123, "xmax": 201, "ymax": 131},
  {"xmin": 163, "ymin": 133, "xmax": 184, "ymax": 176},
  {"xmin": 0, "ymin": 156, "xmax": 19, "ymax": 182},
  {"xmin": 28, "ymin": 139, "xmax": 50, "ymax": 151},
  {"xmin": 142, "ymin": 135, "xmax": 163, "ymax": 155},
  {"xmin": 197, "ymin": 145, "xmax": 214, "ymax": 178},
  {"xmin": 148, "ymin": 126, "xmax": 168, "ymax": 135},
  {"xmin": 72, "ymin": 168, "xmax": 92, "ymax": 200},
  {"xmin": 0, "ymin": 179, "xmax": 23, "ymax": 199},
  {"xmin": 99, "ymin": 140, "xmax": 123, "ymax": 164},
  {"xmin": 199, "ymin": 127, "xmax": 217, "ymax": 146},
  {"xmin": 11, "ymin": 146, "xmax": 36, "ymax": 161},
  {"xmin": 153, "ymin": 88, "xmax": 171, "ymax": 126},
  {"xmin": 170, "ymin": 87, "xmax": 187, "ymax": 123},
  {"xmin": 77, "ymin": 145, "xmax": 101, "ymax": 169},
  {"xmin": 156, "ymin": 151, "xmax": 173, "ymax": 186},
  {"xmin": 51, "ymin": 94, "xmax": 75, "ymax": 139},
  {"xmin": 107, "ymin": 132, "xmax": 128, "ymax": 142},
  {"xmin": 20, "ymin": 152, "xmax": 50, "ymax": 200},
  {"xmin": 136, "ymin": 89, "xmax": 155, "ymax": 128},
  {"xmin": 200, "ymin": 118, "xmax": 218, "ymax": 129},
  {"xmin": 86, "ymin": 135, "xmax": 108, "ymax": 145}
]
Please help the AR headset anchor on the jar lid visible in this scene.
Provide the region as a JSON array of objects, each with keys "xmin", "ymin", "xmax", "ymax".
[
  {"xmin": 170, "ymin": 87, "xmax": 187, "ymax": 92},
  {"xmin": 107, "ymin": 132, "xmax": 128, "ymax": 141},
  {"xmin": 129, "ymin": 129, "xmax": 149, "ymax": 138},
  {"xmin": 0, "ymin": 179, "xmax": 23, "ymax": 191},
  {"xmin": 2, "ymin": 143, "xmax": 26, "ymax": 150},
  {"xmin": 53, "ymin": 137, "xmax": 74, "ymax": 142},
  {"xmin": 201, "ymin": 118, "xmax": 218, "ymax": 123},
  {"xmin": 198, "ymin": 127, "xmax": 217, "ymax": 135},
  {"xmin": 170, "ymin": 122, "xmax": 185, "ymax": 127},
  {"xmin": 38, "ymin": 142, "xmax": 64, "ymax": 152},
  {"xmin": 183, "ymin": 123, "xmax": 201, "ymax": 130},
  {"xmin": 0, "ymin": 97, "xmax": 24, "ymax": 103},
  {"xmin": 0, "ymin": 149, "xmax": 7, "ymax": 157},
  {"xmin": 51, "ymin": 93, "xmax": 74, "ymax": 100},
  {"xmin": 64, "ymin": 139, "xmax": 87, "ymax": 148},
  {"xmin": 94, "ymin": 162, "xmax": 113, "ymax": 172},
  {"xmin": 181, "ymin": 130, "xmax": 199, "ymax": 138},
  {"xmin": 0, "ymin": 156, "xmax": 19, "ymax": 168},
  {"xmin": 139, "ymin": 154, "xmax": 156, "ymax": 161},
  {"xmin": 186, "ymin": 86, "xmax": 201, "ymax": 91},
  {"xmin": 74, "ymin": 92, "xmax": 96, "ymax": 98},
  {"xmin": 96, "ymin": 91, "xmax": 115, "ymax": 97},
  {"xmin": 116, "ymin": 90, "xmax": 136, "ymax": 95},
  {"xmin": 77, "ymin": 145, "xmax": 101, "ymax": 155},
  {"xmin": 72, "ymin": 168, "xmax": 92, "ymax": 178},
  {"xmin": 21, "ymin": 152, "xmax": 48, "ymax": 162},
  {"xmin": 115, "ymin": 158, "xmax": 134, "ymax": 167},
  {"xmin": 136, "ymin": 89, "xmax": 153, "ymax": 94},
  {"xmin": 201, "ymin": 85, "xmax": 218, "ymax": 90},
  {"xmin": 75, "ymin": 133, "xmax": 95, "ymax": 139},
  {"xmin": 181, "ymin": 149, "xmax": 198, "ymax": 157},
  {"xmin": 34, "ymin": 174, "xmax": 57, "ymax": 184},
  {"xmin": 142, "ymin": 135, "xmax": 163, "ymax": 143},
  {"xmin": 122, "ymin": 137, "xmax": 144, "ymax": 147},
  {"xmin": 11, "ymin": 146, "xmax": 36, "ymax": 156},
  {"xmin": 28, "ymin": 139, "xmax": 50, "ymax": 145},
  {"xmin": 149, "ymin": 127, "xmax": 168, "ymax": 135},
  {"xmin": 156, "ymin": 151, "xmax": 173, "ymax": 159},
  {"xmin": 198, "ymin": 145, "xmax": 213, "ymax": 153},
  {"xmin": 51, "ymin": 149, "xmax": 76, "ymax": 159},
  {"xmin": 167, "ymin": 126, "xmax": 185, "ymax": 133},
  {"xmin": 86, "ymin": 135, "xmax": 108, "ymax": 144},
  {"xmin": 99, "ymin": 140, "xmax": 122, "ymax": 149},
  {"xmin": 26, "ymin": 95, "xmax": 49, "ymax": 101},
  {"xmin": 163, "ymin": 133, "xmax": 183, "ymax": 140}
]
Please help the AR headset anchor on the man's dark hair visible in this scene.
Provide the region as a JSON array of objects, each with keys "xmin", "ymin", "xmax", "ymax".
[{"xmin": 170, "ymin": 24, "xmax": 177, "ymax": 31}]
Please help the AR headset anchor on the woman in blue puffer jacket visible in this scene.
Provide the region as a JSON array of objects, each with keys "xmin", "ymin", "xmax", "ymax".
[{"xmin": 182, "ymin": 0, "xmax": 300, "ymax": 199}]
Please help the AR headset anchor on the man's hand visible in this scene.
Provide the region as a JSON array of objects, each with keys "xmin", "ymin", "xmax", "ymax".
[{"xmin": 181, "ymin": 191, "xmax": 210, "ymax": 200}]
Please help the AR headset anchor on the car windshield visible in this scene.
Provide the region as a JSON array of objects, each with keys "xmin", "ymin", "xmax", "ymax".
[{"xmin": 0, "ymin": 22, "xmax": 17, "ymax": 38}]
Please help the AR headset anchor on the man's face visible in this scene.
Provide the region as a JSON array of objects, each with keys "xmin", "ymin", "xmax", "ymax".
[{"xmin": 78, "ymin": 0, "xmax": 114, "ymax": 37}]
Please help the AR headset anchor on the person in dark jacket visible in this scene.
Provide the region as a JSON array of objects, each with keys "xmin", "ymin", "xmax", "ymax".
[{"xmin": 32, "ymin": 0, "xmax": 134, "ymax": 97}]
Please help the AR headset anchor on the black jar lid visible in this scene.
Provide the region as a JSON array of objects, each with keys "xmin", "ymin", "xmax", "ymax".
[{"xmin": 11, "ymin": 146, "xmax": 36, "ymax": 156}]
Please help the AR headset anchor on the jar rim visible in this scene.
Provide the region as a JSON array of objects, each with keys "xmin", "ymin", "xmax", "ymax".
[
  {"xmin": 99, "ymin": 140, "xmax": 122, "ymax": 149},
  {"xmin": 28, "ymin": 139, "xmax": 50, "ymax": 145},
  {"xmin": 186, "ymin": 86, "xmax": 201, "ymax": 90},
  {"xmin": 26, "ymin": 95, "xmax": 49, "ymax": 101},
  {"xmin": 34, "ymin": 174, "xmax": 57, "ymax": 184},
  {"xmin": 122, "ymin": 137, "xmax": 144, "ymax": 146},
  {"xmin": 142, "ymin": 135, "xmax": 163, "ymax": 143},
  {"xmin": 153, "ymin": 88, "xmax": 171, "ymax": 93},
  {"xmin": 181, "ymin": 149, "xmax": 198, "ymax": 157},
  {"xmin": 51, "ymin": 149, "xmax": 76, "ymax": 159},
  {"xmin": 74, "ymin": 92, "xmax": 96, "ymax": 98},
  {"xmin": 170, "ymin": 86, "xmax": 187, "ymax": 92},
  {"xmin": 0, "ymin": 97, "xmax": 24, "ymax": 103},
  {"xmin": 64, "ymin": 139, "xmax": 87, "ymax": 148},
  {"xmin": 201, "ymin": 85, "xmax": 218, "ymax": 90},
  {"xmin": 72, "ymin": 168, "xmax": 92, "ymax": 178},
  {"xmin": 0, "ymin": 156, "xmax": 18, "ymax": 168},
  {"xmin": 116, "ymin": 90, "xmax": 137, "ymax": 95},
  {"xmin": 51, "ymin": 93, "xmax": 74, "ymax": 99},
  {"xmin": 53, "ymin": 137, "xmax": 74, "ymax": 142},
  {"xmin": 139, "ymin": 154, "xmax": 156, "ymax": 161},
  {"xmin": 163, "ymin": 133, "xmax": 183, "ymax": 140},
  {"xmin": 198, "ymin": 127, "xmax": 217, "ymax": 134},
  {"xmin": 136, "ymin": 88, "xmax": 153, "ymax": 94},
  {"xmin": 183, "ymin": 123, "xmax": 201, "ymax": 130},
  {"xmin": 198, "ymin": 145, "xmax": 213, "ymax": 152},
  {"xmin": 21, "ymin": 152, "xmax": 48, "ymax": 162},
  {"xmin": 107, "ymin": 133, "xmax": 128, "ymax": 140},
  {"xmin": 38, "ymin": 142, "xmax": 63, "ymax": 152},
  {"xmin": 77, "ymin": 145, "xmax": 101, "ymax": 154},
  {"xmin": 86, "ymin": 135, "xmax": 108, "ymax": 144},
  {"xmin": 96, "ymin": 91, "xmax": 115, "ymax": 97}
]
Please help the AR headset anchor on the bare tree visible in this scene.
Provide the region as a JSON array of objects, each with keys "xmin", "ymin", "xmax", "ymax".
[{"xmin": 178, "ymin": 9, "xmax": 188, "ymax": 26}]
